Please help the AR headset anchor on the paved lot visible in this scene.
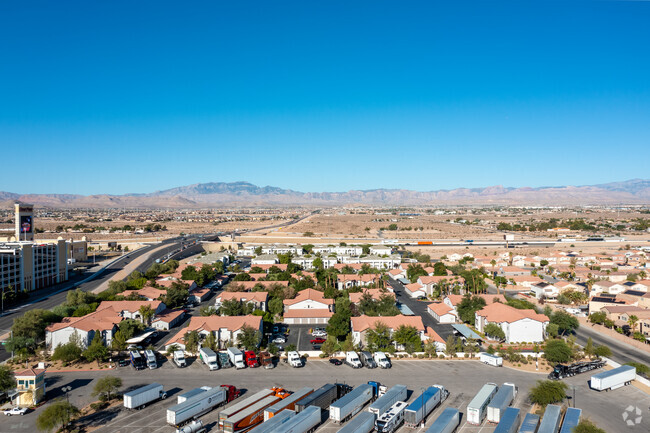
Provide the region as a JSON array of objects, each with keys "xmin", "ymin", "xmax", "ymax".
[
  {"xmin": 2, "ymin": 360, "xmax": 648, "ymax": 433},
  {"xmin": 285, "ymin": 324, "xmax": 324, "ymax": 352}
]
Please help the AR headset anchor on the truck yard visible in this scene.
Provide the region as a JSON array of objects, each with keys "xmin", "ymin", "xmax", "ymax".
[{"xmin": 2, "ymin": 359, "xmax": 648, "ymax": 433}]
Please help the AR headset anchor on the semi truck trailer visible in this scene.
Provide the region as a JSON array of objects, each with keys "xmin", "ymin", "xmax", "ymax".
[
  {"xmin": 123, "ymin": 383, "xmax": 167, "ymax": 410},
  {"xmin": 369, "ymin": 385, "xmax": 408, "ymax": 417},
  {"xmin": 167, "ymin": 385, "xmax": 239, "ymax": 427},
  {"xmin": 329, "ymin": 384, "xmax": 374, "ymax": 423},
  {"xmin": 467, "ymin": 383, "xmax": 498, "ymax": 425},
  {"xmin": 265, "ymin": 387, "xmax": 313, "ymax": 421},
  {"xmin": 404, "ymin": 385, "xmax": 449, "ymax": 427},
  {"xmin": 425, "ymin": 407, "xmax": 460, "ymax": 433},
  {"xmin": 590, "ymin": 365, "xmax": 636, "ymax": 391},
  {"xmin": 267, "ymin": 405, "xmax": 321, "ymax": 433},
  {"xmin": 222, "ymin": 395, "xmax": 280, "ymax": 432},
  {"xmin": 487, "ymin": 383, "xmax": 517, "ymax": 424},
  {"xmin": 494, "ymin": 407, "xmax": 520, "ymax": 433},
  {"xmin": 337, "ymin": 411, "xmax": 376, "ymax": 433}
]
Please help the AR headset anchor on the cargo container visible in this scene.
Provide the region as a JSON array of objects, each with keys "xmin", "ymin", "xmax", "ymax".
[
  {"xmin": 167, "ymin": 386, "xmax": 233, "ymax": 427},
  {"xmin": 228, "ymin": 347, "xmax": 246, "ymax": 369},
  {"xmin": 480, "ymin": 353, "xmax": 503, "ymax": 367},
  {"xmin": 337, "ymin": 411, "xmax": 376, "ymax": 433},
  {"xmin": 559, "ymin": 408, "xmax": 582, "ymax": 433},
  {"xmin": 487, "ymin": 383, "xmax": 517, "ymax": 423},
  {"xmin": 369, "ymin": 385, "xmax": 408, "ymax": 417},
  {"xmin": 330, "ymin": 384, "xmax": 374, "ymax": 423},
  {"xmin": 218, "ymin": 389, "xmax": 276, "ymax": 427},
  {"xmin": 250, "ymin": 410, "xmax": 295, "ymax": 433},
  {"xmin": 538, "ymin": 405, "xmax": 562, "ymax": 433},
  {"xmin": 404, "ymin": 385, "xmax": 449, "ymax": 427},
  {"xmin": 494, "ymin": 407, "xmax": 521, "ymax": 433},
  {"xmin": 518, "ymin": 413, "xmax": 540, "ymax": 433},
  {"xmin": 267, "ymin": 405, "xmax": 321, "ymax": 433},
  {"xmin": 425, "ymin": 407, "xmax": 460, "ymax": 433},
  {"xmin": 467, "ymin": 383, "xmax": 498, "ymax": 425},
  {"xmin": 177, "ymin": 387, "xmax": 212, "ymax": 404},
  {"xmin": 265, "ymin": 387, "xmax": 313, "ymax": 421},
  {"xmin": 295, "ymin": 384, "xmax": 338, "ymax": 413},
  {"xmin": 123, "ymin": 383, "xmax": 167, "ymax": 409},
  {"xmin": 590, "ymin": 365, "xmax": 636, "ymax": 391},
  {"xmin": 222, "ymin": 395, "xmax": 280, "ymax": 432},
  {"xmin": 375, "ymin": 401, "xmax": 409, "ymax": 433}
]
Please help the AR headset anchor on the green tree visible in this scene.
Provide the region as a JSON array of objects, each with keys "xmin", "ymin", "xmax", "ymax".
[
  {"xmin": 233, "ymin": 272, "xmax": 252, "ymax": 281},
  {"xmin": 550, "ymin": 311, "xmax": 579, "ymax": 335},
  {"xmin": 200, "ymin": 306, "xmax": 218, "ymax": 316},
  {"xmin": 393, "ymin": 325, "xmax": 422, "ymax": 353},
  {"xmin": 407, "ymin": 264, "xmax": 428, "ymax": 283},
  {"xmin": 584, "ymin": 337, "xmax": 595, "ymax": 359},
  {"xmin": 546, "ymin": 323, "xmax": 560, "ymax": 338},
  {"xmin": 528, "ymin": 380, "xmax": 568, "ymax": 407},
  {"xmin": 111, "ymin": 330, "xmax": 127, "ymax": 351},
  {"xmin": 83, "ymin": 331, "xmax": 108, "ymax": 363},
  {"xmin": 340, "ymin": 334, "xmax": 355, "ymax": 352},
  {"xmin": 456, "ymin": 295, "xmax": 487, "ymax": 325},
  {"xmin": 92, "ymin": 375, "xmax": 122, "ymax": 401},
  {"xmin": 237, "ymin": 324, "xmax": 260, "ymax": 350},
  {"xmin": 268, "ymin": 297, "xmax": 284, "ymax": 316},
  {"xmin": 433, "ymin": 262, "xmax": 447, "ymax": 276},
  {"xmin": 365, "ymin": 322, "xmax": 392, "ymax": 351},
  {"xmin": 164, "ymin": 283, "xmax": 189, "ymax": 308},
  {"xmin": 326, "ymin": 313, "xmax": 350, "ymax": 340},
  {"xmin": 220, "ymin": 299, "xmax": 244, "ymax": 316},
  {"xmin": 4, "ymin": 336, "xmax": 37, "ymax": 355},
  {"xmin": 484, "ymin": 323, "xmax": 506, "ymax": 341},
  {"xmin": 544, "ymin": 339, "xmax": 572, "ymax": 363},
  {"xmin": 204, "ymin": 332, "xmax": 217, "ymax": 351},
  {"xmin": 12, "ymin": 309, "xmax": 61, "ymax": 340},
  {"xmin": 184, "ymin": 331, "xmax": 200, "ymax": 354},
  {"xmin": 320, "ymin": 336, "xmax": 340, "ymax": 356},
  {"xmin": 388, "ymin": 224, "xmax": 398, "ymax": 231},
  {"xmin": 0, "ymin": 365, "xmax": 16, "ymax": 392},
  {"xmin": 138, "ymin": 304, "xmax": 155, "ymax": 325},
  {"xmin": 118, "ymin": 319, "xmax": 145, "ymax": 340},
  {"xmin": 573, "ymin": 420, "xmax": 606, "ymax": 433},
  {"xmin": 36, "ymin": 400, "xmax": 79, "ymax": 432},
  {"xmin": 444, "ymin": 335, "xmax": 457, "ymax": 357},
  {"xmin": 594, "ymin": 345, "xmax": 612, "ymax": 358},
  {"xmin": 627, "ymin": 315, "xmax": 639, "ymax": 334},
  {"xmin": 52, "ymin": 342, "xmax": 83, "ymax": 363}
]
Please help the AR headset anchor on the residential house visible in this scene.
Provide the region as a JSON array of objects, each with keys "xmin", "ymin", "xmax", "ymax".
[
  {"xmin": 337, "ymin": 274, "xmax": 382, "ymax": 290},
  {"xmin": 350, "ymin": 315, "xmax": 426, "ymax": 347},
  {"xmin": 349, "ymin": 288, "xmax": 395, "ymax": 305},
  {"xmin": 165, "ymin": 315, "xmax": 263, "ymax": 351},
  {"xmin": 251, "ymin": 254, "xmax": 280, "ymax": 265},
  {"xmin": 404, "ymin": 283, "xmax": 426, "ymax": 298},
  {"xmin": 291, "ymin": 256, "xmax": 337, "ymax": 269},
  {"xmin": 424, "ymin": 328, "xmax": 446, "ymax": 351},
  {"xmin": 151, "ymin": 309, "xmax": 186, "ymax": 330},
  {"xmin": 369, "ymin": 245, "xmax": 393, "ymax": 256},
  {"xmin": 417, "ymin": 276, "xmax": 465, "ymax": 297},
  {"xmin": 215, "ymin": 291, "xmax": 268, "ymax": 312},
  {"xmin": 475, "ymin": 303, "xmax": 549, "ymax": 343},
  {"xmin": 427, "ymin": 302, "xmax": 458, "ymax": 323},
  {"xmin": 283, "ymin": 288, "xmax": 335, "ymax": 324},
  {"xmin": 531, "ymin": 282, "xmax": 559, "ymax": 300}
]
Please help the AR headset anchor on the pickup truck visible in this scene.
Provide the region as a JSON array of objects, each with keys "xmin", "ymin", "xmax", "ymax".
[{"xmin": 3, "ymin": 407, "xmax": 28, "ymax": 416}]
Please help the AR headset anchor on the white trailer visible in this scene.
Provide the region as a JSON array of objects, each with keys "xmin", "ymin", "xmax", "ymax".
[
  {"xmin": 480, "ymin": 353, "xmax": 503, "ymax": 367},
  {"xmin": 404, "ymin": 385, "xmax": 448, "ymax": 427},
  {"xmin": 166, "ymin": 387, "xmax": 228, "ymax": 427},
  {"xmin": 493, "ymin": 407, "xmax": 520, "ymax": 433},
  {"xmin": 329, "ymin": 384, "xmax": 374, "ymax": 423},
  {"xmin": 537, "ymin": 404, "xmax": 561, "ymax": 433},
  {"xmin": 369, "ymin": 385, "xmax": 408, "ymax": 417},
  {"xmin": 199, "ymin": 347, "xmax": 220, "ymax": 371},
  {"xmin": 337, "ymin": 411, "xmax": 376, "ymax": 433},
  {"xmin": 268, "ymin": 405, "xmax": 321, "ymax": 433},
  {"xmin": 467, "ymin": 383, "xmax": 498, "ymax": 425},
  {"xmin": 250, "ymin": 410, "xmax": 296, "ymax": 433},
  {"xmin": 425, "ymin": 407, "xmax": 460, "ymax": 433},
  {"xmin": 177, "ymin": 387, "xmax": 212, "ymax": 404},
  {"xmin": 375, "ymin": 401, "xmax": 409, "ymax": 433},
  {"xmin": 487, "ymin": 383, "xmax": 517, "ymax": 424},
  {"xmin": 590, "ymin": 365, "xmax": 636, "ymax": 391},
  {"xmin": 123, "ymin": 383, "xmax": 167, "ymax": 409}
]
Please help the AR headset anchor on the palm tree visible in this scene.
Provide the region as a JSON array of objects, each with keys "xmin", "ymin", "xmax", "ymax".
[
  {"xmin": 138, "ymin": 304, "xmax": 155, "ymax": 326},
  {"xmin": 628, "ymin": 315, "xmax": 639, "ymax": 334}
]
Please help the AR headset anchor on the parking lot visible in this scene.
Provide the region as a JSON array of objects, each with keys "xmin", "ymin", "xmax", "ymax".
[
  {"xmin": 283, "ymin": 324, "xmax": 326, "ymax": 352},
  {"xmin": 2, "ymin": 359, "xmax": 648, "ymax": 433}
]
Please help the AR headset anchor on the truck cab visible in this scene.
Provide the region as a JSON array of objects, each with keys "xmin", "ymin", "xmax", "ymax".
[
  {"xmin": 287, "ymin": 351, "xmax": 302, "ymax": 368},
  {"xmin": 360, "ymin": 351, "xmax": 377, "ymax": 368},
  {"xmin": 199, "ymin": 347, "xmax": 220, "ymax": 371},
  {"xmin": 144, "ymin": 350, "xmax": 157, "ymax": 369},
  {"xmin": 374, "ymin": 351, "xmax": 391, "ymax": 369},
  {"xmin": 173, "ymin": 350, "xmax": 187, "ymax": 368},
  {"xmin": 345, "ymin": 351, "xmax": 362, "ymax": 368},
  {"xmin": 130, "ymin": 351, "xmax": 146, "ymax": 370},
  {"xmin": 259, "ymin": 351, "xmax": 274, "ymax": 369},
  {"xmin": 227, "ymin": 347, "xmax": 246, "ymax": 369},
  {"xmin": 220, "ymin": 384, "xmax": 241, "ymax": 402},
  {"xmin": 244, "ymin": 350, "xmax": 259, "ymax": 368}
]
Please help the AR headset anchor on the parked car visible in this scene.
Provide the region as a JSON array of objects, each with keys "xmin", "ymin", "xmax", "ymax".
[
  {"xmin": 272, "ymin": 336, "xmax": 286, "ymax": 344},
  {"xmin": 329, "ymin": 358, "xmax": 343, "ymax": 366},
  {"xmin": 312, "ymin": 330, "xmax": 327, "ymax": 338},
  {"xmin": 310, "ymin": 338, "xmax": 326, "ymax": 344},
  {"xmin": 3, "ymin": 407, "xmax": 28, "ymax": 416}
]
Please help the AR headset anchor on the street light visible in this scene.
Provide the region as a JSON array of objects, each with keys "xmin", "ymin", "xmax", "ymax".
[{"xmin": 62, "ymin": 385, "xmax": 72, "ymax": 403}]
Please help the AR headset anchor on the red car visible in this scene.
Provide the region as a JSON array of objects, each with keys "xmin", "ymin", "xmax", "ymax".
[{"xmin": 310, "ymin": 338, "xmax": 326, "ymax": 344}]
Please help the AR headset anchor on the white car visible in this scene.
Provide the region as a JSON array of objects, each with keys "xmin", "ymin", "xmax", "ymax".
[
  {"xmin": 272, "ymin": 336, "xmax": 286, "ymax": 344},
  {"xmin": 312, "ymin": 330, "xmax": 327, "ymax": 338},
  {"xmin": 3, "ymin": 407, "xmax": 28, "ymax": 416}
]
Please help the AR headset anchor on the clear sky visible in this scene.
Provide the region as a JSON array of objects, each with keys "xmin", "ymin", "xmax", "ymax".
[{"xmin": 1, "ymin": 1, "xmax": 649, "ymax": 195}]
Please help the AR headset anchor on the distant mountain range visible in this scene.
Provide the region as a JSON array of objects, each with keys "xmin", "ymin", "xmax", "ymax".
[{"xmin": 2, "ymin": 179, "xmax": 650, "ymax": 208}]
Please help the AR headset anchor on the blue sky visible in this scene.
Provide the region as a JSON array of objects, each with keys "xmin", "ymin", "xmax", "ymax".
[{"xmin": 1, "ymin": 1, "xmax": 649, "ymax": 195}]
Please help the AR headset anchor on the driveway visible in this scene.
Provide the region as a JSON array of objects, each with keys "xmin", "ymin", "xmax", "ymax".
[{"xmin": 387, "ymin": 277, "xmax": 455, "ymax": 342}]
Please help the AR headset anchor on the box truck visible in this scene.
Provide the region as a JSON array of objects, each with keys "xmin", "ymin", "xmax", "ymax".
[
  {"xmin": 369, "ymin": 385, "xmax": 408, "ymax": 417},
  {"xmin": 337, "ymin": 411, "xmax": 376, "ymax": 433},
  {"xmin": 330, "ymin": 384, "xmax": 374, "ymax": 423},
  {"xmin": 404, "ymin": 385, "xmax": 449, "ymax": 427},
  {"xmin": 123, "ymin": 383, "xmax": 167, "ymax": 409},
  {"xmin": 590, "ymin": 365, "xmax": 636, "ymax": 391},
  {"xmin": 425, "ymin": 407, "xmax": 460, "ymax": 433},
  {"xmin": 467, "ymin": 383, "xmax": 498, "ymax": 425},
  {"xmin": 199, "ymin": 347, "xmax": 220, "ymax": 371},
  {"xmin": 228, "ymin": 347, "xmax": 246, "ymax": 369},
  {"xmin": 487, "ymin": 383, "xmax": 517, "ymax": 423},
  {"xmin": 173, "ymin": 350, "xmax": 186, "ymax": 368},
  {"xmin": 494, "ymin": 407, "xmax": 520, "ymax": 433},
  {"xmin": 144, "ymin": 350, "xmax": 158, "ymax": 369}
]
